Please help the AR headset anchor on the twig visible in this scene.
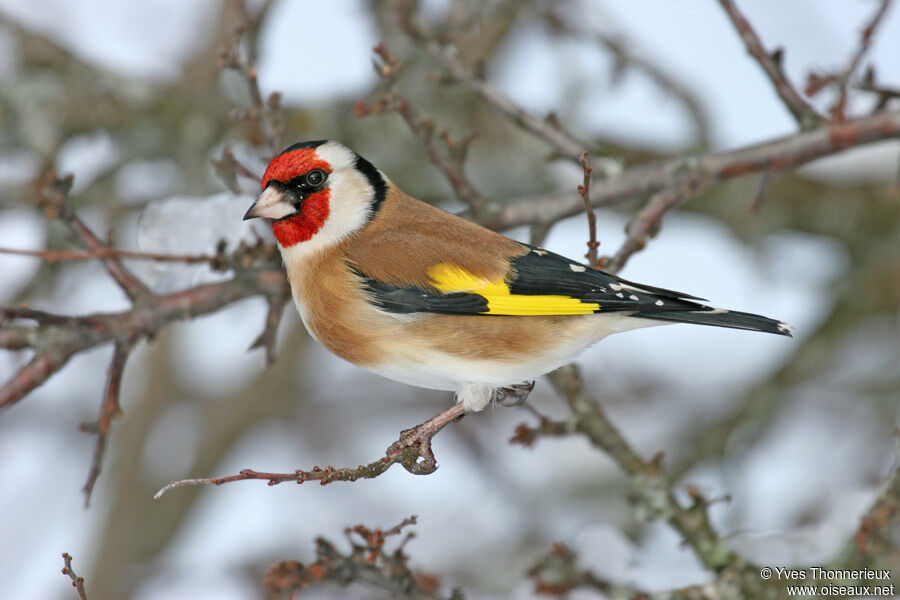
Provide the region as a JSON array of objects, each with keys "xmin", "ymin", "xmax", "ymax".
[
  {"xmin": 528, "ymin": 542, "xmax": 718, "ymax": 599},
  {"xmin": 604, "ymin": 187, "xmax": 683, "ymax": 274},
  {"xmin": 211, "ymin": 145, "xmax": 263, "ymax": 194},
  {"xmin": 222, "ymin": 0, "xmax": 283, "ymax": 156},
  {"xmin": 577, "ymin": 151, "xmax": 599, "ymax": 268},
  {"xmin": 857, "ymin": 67, "xmax": 900, "ymax": 113},
  {"xmin": 249, "ymin": 292, "xmax": 288, "ymax": 365},
  {"xmin": 358, "ymin": 43, "xmax": 485, "ymax": 213},
  {"xmin": 397, "ymin": 4, "xmax": 616, "ymax": 174},
  {"xmin": 61, "ymin": 553, "xmax": 88, "ymax": 600},
  {"xmin": 81, "ymin": 341, "xmax": 130, "ymax": 506},
  {"xmin": 717, "ymin": 0, "xmax": 823, "ymax": 129},
  {"xmin": 545, "ymin": 364, "xmax": 779, "ymax": 596},
  {"xmin": 34, "ymin": 171, "xmax": 154, "ymax": 303},
  {"xmin": 832, "ymin": 0, "xmax": 893, "ymax": 121},
  {"xmin": 482, "ymin": 108, "xmax": 900, "ymax": 230},
  {"xmin": 264, "ymin": 517, "xmax": 463, "ymax": 600},
  {"xmin": 1, "ymin": 268, "xmax": 287, "ymax": 411},
  {"xmin": 0, "ymin": 246, "xmax": 218, "ymax": 264},
  {"xmin": 542, "ymin": 7, "xmax": 711, "ymax": 148},
  {"xmin": 154, "ymin": 404, "xmax": 466, "ymax": 498}
]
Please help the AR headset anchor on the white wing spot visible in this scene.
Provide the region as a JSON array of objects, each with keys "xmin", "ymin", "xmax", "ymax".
[
  {"xmin": 655, "ymin": 300, "xmax": 664, "ymax": 306},
  {"xmin": 569, "ymin": 264, "xmax": 586, "ymax": 272},
  {"xmin": 629, "ymin": 294, "xmax": 639, "ymax": 301},
  {"xmin": 615, "ymin": 292, "xmax": 624, "ymax": 298},
  {"xmin": 610, "ymin": 283, "xmax": 623, "ymax": 291}
]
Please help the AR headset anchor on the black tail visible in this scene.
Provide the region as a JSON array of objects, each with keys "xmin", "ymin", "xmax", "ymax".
[{"xmin": 633, "ymin": 307, "xmax": 793, "ymax": 337}]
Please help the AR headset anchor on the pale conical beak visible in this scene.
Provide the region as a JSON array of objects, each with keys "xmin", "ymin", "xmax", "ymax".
[{"xmin": 243, "ymin": 187, "xmax": 296, "ymax": 221}]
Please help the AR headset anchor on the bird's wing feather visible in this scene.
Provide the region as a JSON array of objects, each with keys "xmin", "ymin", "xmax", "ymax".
[{"xmin": 355, "ymin": 244, "xmax": 709, "ymax": 317}]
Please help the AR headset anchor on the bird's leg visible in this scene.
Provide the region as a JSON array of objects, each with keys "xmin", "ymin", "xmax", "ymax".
[
  {"xmin": 493, "ymin": 381, "xmax": 535, "ymax": 407},
  {"xmin": 387, "ymin": 403, "xmax": 466, "ymax": 475}
]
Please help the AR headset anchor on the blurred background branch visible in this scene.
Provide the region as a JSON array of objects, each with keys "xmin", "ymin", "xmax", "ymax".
[{"xmin": 0, "ymin": 0, "xmax": 898, "ymax": 598}]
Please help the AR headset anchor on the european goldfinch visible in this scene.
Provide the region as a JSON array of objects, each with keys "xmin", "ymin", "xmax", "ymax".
[{"xmin": 244, "ymin": 140, "xmax": 791, "ymax": 413}]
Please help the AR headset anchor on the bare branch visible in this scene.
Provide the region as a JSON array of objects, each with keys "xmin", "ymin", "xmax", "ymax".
[
  {"xmin": 717, "ymin": 0, "xmax": 823, "ymax": 129},
  {"xmin": 357, "ymin": 42, "xmax": 485, "ymax": 213},
  {"xmin": 577, "ymin": 152, "xmax": 599, "ymax": 268},
  {"xmin": 546, "ymin": 365, "xmax": 755, "ymax": 585},
  {"xmin": 604, "ymin": 187, "xmax": 683, "ymax": 274},
  {"xmin": 397, "ymin": 6, "xmax": 614, "ymax": 173},
  {"xmin": 483, "ymin": 109, "xmax": 900, "ymax": 230},
  {"xmin": 221, "ymin": 0, "xmax": 283, "ymax": 156},
  {"xmin": 34, "ymin": 171, "xmax": 154, "ymax": 303},
  {"xmin": 1, "ymin": 268, "xmax": 287, "ymax": 411},
  {"xmin": 61, "ymin": 553, "xmax": 88, "ymax": 600},
  {"xmin": 542, "ymin": 7, "xmax": 712, "ymax": 148},
  {"xmin": 155, "ymin": 404, "xmax": 466, "ymax": 498},
  {"xmin": 807, "ymin": 0, "xmax": 894, "ymax": 121},
  {"xmin": 81, "ymin": 341, "xmax": 130, "ymax": 506},
  {"xmin": 264, "ymin": 516, "xmax": 464, "ymax": 600},
  {"xmin": 0, "ymin": 246, "xmax": 219, "ymax": 265}
]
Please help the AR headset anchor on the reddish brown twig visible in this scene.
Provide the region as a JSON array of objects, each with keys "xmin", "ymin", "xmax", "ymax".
[
  {"xmin": 154, "ymin": 404, "xmax": 466, "ymax": 498},
  {"xmin": 1, "ymin": 268, "xmax": 287, "ymax": 411},
  {"xmin": 0, "ymin": 246, "xmax": 218, "ymax": 264},
  {"xmin": 211, "ymin": 145, "xmax": 263, "ymax": 194},
  {"xmin": 221, "ymin": 0, "xmax": 283, "ymax": 156},
  {"xmin": 81, "ymin": 341, "xmax": 130, "ymax": 506},
  {"xmin": 605, "ymin": 187, "xmax": 683, "ymax": 274},
  {"xmin": 34, "ymin": 171, "xmax": 154, "ymax": 303},
  {"xmin": 717, "ymin": 0, "xmax": 822, "ymax": 129},
  {"xmin": 577, "ymin": 152, "xmax": 599, "ymax": 268},
  {"xmin": 249, "ymin": 292, "xmax": 288, "ymax": 365},
  {"xmin": 482, "ymin": 109, "xmax": 900, "ymax": 230},
  {"xmin": 358, "ymin": 42, "xmax": 485, "ymax": 213},
  {"xmin": 827, "ymin": 0, "xmax": 893, "ymax": 121},
  {"xmin": 542, "ymin": 7, "xmax": 711, "ymax": 148},
  {"xmin": 61, "ymin": 553, "xmax": 88, "ymax": 600},
  {"xmin": 396, "ymin": 5, "xmax": 615, "ymax": 174},
  {"xmin": 264, "ymin": 517, "xmax": 461, "ymax": 599}
]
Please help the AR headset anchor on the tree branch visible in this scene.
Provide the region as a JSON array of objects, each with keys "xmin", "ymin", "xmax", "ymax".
[
  {"xmin": 482, "ymin": 109, "xmax": 900, "ymax": 230},
  {"xmin": 154, "ymin": 404, "xmax": 466, "ymax": 498},
  {"xmin": 264, "ymin": 516, "xmax": 465, "ymax": 600},
  {"xmin": 716, "ymin": 0, "xmax": 823, "ymax": 129},
  {"xmin": 81, "ymin": 341, "xmax": 131, "ymax": 506},
  {"xmin": 61, "ymin": 553, "xmax": 88, "ymax": 600}
]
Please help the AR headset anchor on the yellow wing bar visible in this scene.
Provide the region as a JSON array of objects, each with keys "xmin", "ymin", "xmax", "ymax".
[{"xmin": 428, "ymin": 263, "xmax": 599, "ymax": 316}]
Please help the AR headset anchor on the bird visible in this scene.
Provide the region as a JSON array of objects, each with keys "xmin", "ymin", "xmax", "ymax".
[{"xmin": 243, "ymin": 140, "xmax": 791, "ymax": 446}]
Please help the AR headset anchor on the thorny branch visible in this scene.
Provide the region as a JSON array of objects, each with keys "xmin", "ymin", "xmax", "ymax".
[
  {"xmin": 61, "ymin": 553, "xmax": 88, "ymax": 600},
  {"xmin": 716, "ymin": 0, "xmax": 823, "ymax": 129},
  {"xmin": 264, "ymin": 516, "xmax": 465, "ymax": 600}
]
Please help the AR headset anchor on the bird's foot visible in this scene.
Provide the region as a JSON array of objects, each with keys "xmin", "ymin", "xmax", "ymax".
[
  {"xmin": 387, "ymin": 403, "xmax": 466, "ymax": 475},
  {"xmin": 493, "ymin": 381, "xmax": 535, "ymax": 407}
]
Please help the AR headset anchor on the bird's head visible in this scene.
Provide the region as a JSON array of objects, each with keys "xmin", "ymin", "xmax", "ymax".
[{"xmin": 243, "ymin": 140, "xmax": 387, "ymax": 249}]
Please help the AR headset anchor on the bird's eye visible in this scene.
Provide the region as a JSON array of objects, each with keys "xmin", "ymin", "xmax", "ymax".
[{"xmin": 306, "ymin": 169, "xmax": 327, "ymax": 187}]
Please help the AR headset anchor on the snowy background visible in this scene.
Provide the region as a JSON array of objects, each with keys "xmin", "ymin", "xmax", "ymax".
[{"xmin": 0, "ymin": 1, "xmax": 898, "ymax": 598}]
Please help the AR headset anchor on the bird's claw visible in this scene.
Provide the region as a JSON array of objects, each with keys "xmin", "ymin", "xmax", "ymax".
[{"xmin": 493, "ymin": 381, "xmax": 535, "ymax": 406}]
